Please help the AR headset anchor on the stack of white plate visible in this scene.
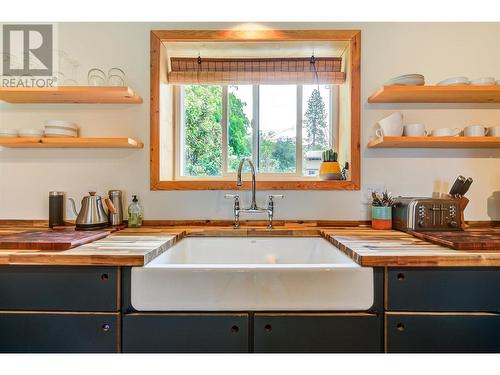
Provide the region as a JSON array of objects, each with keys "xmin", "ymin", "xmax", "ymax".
[
  {"xmin": 0, "ymin": 128, "xmax": 18, "ymax": 138},
  {"xmin": 44, "ymin": 120, "xmax": 79, "ymax": 138},
  {"xmin": 18, "ymin": 129, "xmax": 44, "ymax": 138},
  {"xmin": 470, "ymin": 77, "xmax": 495, "ymax": 86},
  {"xmin": 436, "ymin": 76, "xmax": 469, "ymax": 86},
  {"xmin": 385, "ymin": 74, "xmax": 425, "ymax": 86}
]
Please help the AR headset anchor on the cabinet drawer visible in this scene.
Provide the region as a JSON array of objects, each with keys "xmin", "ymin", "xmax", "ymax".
[
  {"xmin": 254, "ymin": 313, "xmax": 382, "ymax": 353},
  {"xmin": 387, "ymin": 268, "xmax": 500, "ymax": 311},
  {"xmin": 0, "ymin": 266, "xmax": 118, "ymax": 311},
  {"xmin": 123, "ymin": 313, "xmax": 249, "ymax": 353},
  {"xmin": 386, "ymin": 313, "xmax": 500, "ymax": 353},
  {"xmin": 0, "ymin": 312, "xmax": 119, "ymax": 353}
]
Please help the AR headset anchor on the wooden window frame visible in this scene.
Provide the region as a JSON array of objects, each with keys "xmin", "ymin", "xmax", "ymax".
[{"xmin": 150, "ymin": 29, "xmax": 361, "ymax": 191}]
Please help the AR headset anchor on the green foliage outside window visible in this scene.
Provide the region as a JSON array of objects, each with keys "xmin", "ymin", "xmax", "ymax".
[{"xmin": 182, "ymin": 85, "xmax": 328, "ymax": 176}]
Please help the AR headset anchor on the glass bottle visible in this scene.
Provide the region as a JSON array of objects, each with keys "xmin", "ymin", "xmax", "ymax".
[{"xmin": 127, "ymin": 195, "xmax": 143, "ymax": 228}]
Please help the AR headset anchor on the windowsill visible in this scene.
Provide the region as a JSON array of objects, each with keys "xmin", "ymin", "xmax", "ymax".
[{"xmin": 152, "ymin": 179, "xmax": 359, "ymax": 191}]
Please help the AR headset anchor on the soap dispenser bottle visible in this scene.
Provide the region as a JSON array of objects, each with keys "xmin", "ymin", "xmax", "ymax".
[{"xmin": 127, "ymin": 195, "xmax": 143, "ymax": 228}]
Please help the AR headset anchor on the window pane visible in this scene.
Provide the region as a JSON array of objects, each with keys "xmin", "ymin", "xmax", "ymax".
[
  {"xmin": 302, "ymin": 85, "xmax": 331, "ymax": 177},
  {"xmin": 228, "ymin": 85, "xmax": 253, "ymax": 172},
  {"xmin": 258, "ymin": 85, "xmax": 297, "ymax": 173},
  {"xmin": 181, "ymin": 85, "xmax": 222, "ymax": 176}
]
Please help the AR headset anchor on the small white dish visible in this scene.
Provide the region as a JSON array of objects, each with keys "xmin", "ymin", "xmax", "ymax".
[
  {"xmin": 430, "ymin": 127, "xmax": 461, "ymax": 137},
  {"xmin": 18, "ymin": 128, "xmax": 44, "ymax": 138},
  {"xmin": 386, "ymin": 77, "xmax": 425, "ymax": 86},
  {"xmin": 44, "ymin": 120, "xmax": 79, "ymax": 131},
  {"xmin": 436, "ymin": 76, "xmax": 469, "ymax": 86},
  {"xmin": 44, "ymin": 128, "xmax": 78, "ymax": 138},
  {"xmin": 0, "ymin": 128, "xmax": 19, "ymax": 138},
  {"xmin": 470, "ymin": 77, "xmax": 495, "ymax": 86}
]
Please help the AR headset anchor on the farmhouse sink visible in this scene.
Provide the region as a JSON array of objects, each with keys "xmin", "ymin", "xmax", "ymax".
[{"xmin": 131, "ymin": 237, "xmax": 373, "ymax": 311}]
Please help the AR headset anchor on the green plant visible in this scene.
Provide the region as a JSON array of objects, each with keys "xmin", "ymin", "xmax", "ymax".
[
  {"xmin": 322, "ymin": 148, "xmax": 338, "ymax": 162},
  {"xmin": 370, "ymin": 190, "xmax": 395, "ymax": 207}
]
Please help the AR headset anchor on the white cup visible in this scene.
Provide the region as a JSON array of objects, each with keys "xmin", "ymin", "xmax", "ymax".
[
  {"xmin": 403, "ymin": 123, "xmax": 428, "ymax": 137},
  {"xmin": 464, "ymin": 125, "xmax": 489, "ymax": 137},
  {"xmin": 430, "ymin": 127, "xmax": 461, "ymax": 137},
  {"xmin": 488, "ymin": 125, "xmax": 500, "ymax": 137},
  {"xmin": 376, "ymin": 112, "xmax": 404, "ymax": 137}
]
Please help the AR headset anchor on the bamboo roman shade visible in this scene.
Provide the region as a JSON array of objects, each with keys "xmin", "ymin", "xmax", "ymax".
[{"xmin": 168, "ymin": 57, "xmax": 345, "ymax": 85}]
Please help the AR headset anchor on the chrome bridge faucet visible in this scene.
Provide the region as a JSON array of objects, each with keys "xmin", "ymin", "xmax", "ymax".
[{"xmin": 225, "ymin": 157, "xmax": 284, "ymax": 229}]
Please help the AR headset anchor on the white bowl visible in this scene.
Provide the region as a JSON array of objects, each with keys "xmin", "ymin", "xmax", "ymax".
[
  {"xmin": 44, "ymin": 120, "xmax": 79, "ymax": 131},
  {"xmin": 18, "ymin": 129, "xmax": 44, "ymax": 138},
  {"xmin": 44, "ymin": 128, "xmax": 78, "ymax": 138},
  {"xmin": 386, "ymin": 74, "xmax": 425, "ymax": 86},
  {"xmin": 436, "ymin": 76, "xmax": 469, "ymax": 86},
  {"xmin": 0, "ymin": 129, "xmax": 19, "ymax": 137},
  {"xmin": 470, "ymin": 77, "xmax": 495, "ymax": 86}
]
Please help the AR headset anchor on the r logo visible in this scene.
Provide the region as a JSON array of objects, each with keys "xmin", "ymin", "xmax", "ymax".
[{"xmin": 2, "ymin": 24, "xmax": 53, "ymax": 76}]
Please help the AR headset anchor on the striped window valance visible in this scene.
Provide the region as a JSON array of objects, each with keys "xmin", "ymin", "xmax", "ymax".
[{"xmin": 168, "ymin": 57, "xmax": 345, "ymax": 85}]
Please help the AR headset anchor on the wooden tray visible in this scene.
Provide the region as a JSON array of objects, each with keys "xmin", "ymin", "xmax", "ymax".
[
  {"xmin": 0, "ymin": 229, "xmax": 111, "ymax": 251},
  {"xmin": 411, "ymin": 229, "xmax": 500, "ymax": 251}
]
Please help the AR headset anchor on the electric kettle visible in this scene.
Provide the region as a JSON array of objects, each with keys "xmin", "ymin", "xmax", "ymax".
[{"xmin": 69, "ymin": 191, "xmax": 116, "ymax": 230}]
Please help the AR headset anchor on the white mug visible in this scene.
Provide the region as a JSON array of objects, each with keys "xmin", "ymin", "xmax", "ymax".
[
  {"xmin": 403, "ymin": 123, "xmax": 428, "ymax": 137},
  {"xmin": 488, "ymin": 125, "xmax": 500, "ymax": 137},
  {"xmin": 376, "ymin": 112, "xmax": 404, "ymax": 137},
  {"xmin": 430, "ymin": 127, "xmax": 461, "ymax": 137},
  {"xmin": 464, "ymin": 124, "xmax": 489, "ymax": 137}
]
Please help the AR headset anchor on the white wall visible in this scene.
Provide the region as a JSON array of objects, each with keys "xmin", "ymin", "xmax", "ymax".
[{"xmin": 1, "ymin": 22, "xmax": 499, "ymax": 221}]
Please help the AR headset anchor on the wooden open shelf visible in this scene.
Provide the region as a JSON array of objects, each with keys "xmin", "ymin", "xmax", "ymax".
[
  {"xmin": 368, "ymin": 136, "xmax": 500, "ymax": 148},
  {"xmin": 0, "ymin": 137, "xmax": 144, "ymax": 148},
  {"xmin": 0, "ymin": 86, "xmax": 142, "ymax": 104},
  {"xmin": 368, "ymin": 85, "xmax": 500, "ymax": 103}
]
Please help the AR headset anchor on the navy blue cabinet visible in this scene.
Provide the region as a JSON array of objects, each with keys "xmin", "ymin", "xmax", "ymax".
[
  {"xmin": 386, "ymin": 313, "xmax": 500, "ymax": 353},
  {"xmin": 254, "ymin": 313, "xmax": 382, "ymax": 353},
  {"xmin": 0, "ymin": 266, "xmax": 119, "ymax": 311},
  {"xmin": 123, "ymin": 313, "xmax": 249, "ymax": 353},
  {"xmin": 0, "ymin": 312, "xmax": 119, "ymax": 353},
  {"xmin": 387, "ymin": 268, "xmax": 500, "ymax": 312}
]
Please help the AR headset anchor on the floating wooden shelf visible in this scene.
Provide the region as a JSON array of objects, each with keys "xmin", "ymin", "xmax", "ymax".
[
  {"xmin": 368, "ymin": 136, "xmax": 500, "ymax": 148},
  {"xmin": 368, "ymin": 85, "xmax": 500, "ymax": 103},
  {"xmin": 0, "ymin": 137, "xmax": 144, "ymax": 148},
  {"xmin": 0, "ymin": 86, "xmax": 143, "ymax": 104}
]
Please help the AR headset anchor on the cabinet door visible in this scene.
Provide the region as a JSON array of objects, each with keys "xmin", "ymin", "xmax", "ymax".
[
  {"xmin": 387, "ymin": 313, "xmax": 500, "ymax": 353},
  {"xmin": 254, "ymin": 313, "xmax": 382, "ymax": 353},
  {"xmin": 387, "ymin": 268, "xmax": 500, "ymax": 312},
  {"xmin": 123, "ymin": 313, "xmax": 249, "ymax": 353},
  {"xmin": 0, "ymin": 266, "xmax": 119, "ymax": 311},
  {"xmin": 0, "ymin": 312, "xmax": 119, "ymax": 353}
]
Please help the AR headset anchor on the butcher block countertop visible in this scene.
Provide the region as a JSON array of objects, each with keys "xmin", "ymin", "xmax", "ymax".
[{"xmin": 0, "ymin": 222, "xmax": 499, "ymax": 267}]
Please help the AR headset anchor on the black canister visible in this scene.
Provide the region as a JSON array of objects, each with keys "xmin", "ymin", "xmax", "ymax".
[{"xmin": 49, "ymin": 191, "xmax": 65, "ymax": 228}]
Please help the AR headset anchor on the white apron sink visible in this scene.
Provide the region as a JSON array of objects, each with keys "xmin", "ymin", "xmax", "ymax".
[{"xmin": 131, "ymin": 237, "xmax": 373, "ymax": 311}]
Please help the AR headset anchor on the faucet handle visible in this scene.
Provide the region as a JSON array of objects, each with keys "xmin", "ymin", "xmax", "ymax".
[{"xmin": 224, "ymin": 194, "xmax": 240, "ymax": 200}]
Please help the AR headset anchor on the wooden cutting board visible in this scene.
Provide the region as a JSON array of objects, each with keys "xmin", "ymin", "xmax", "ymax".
[
  {"xmin": 0, "ymin": 229, "xmax": 111, "ymax": 251},
  {"xmin": 411, "ymin": 229, "xmax": 500, "ymax": 251}
]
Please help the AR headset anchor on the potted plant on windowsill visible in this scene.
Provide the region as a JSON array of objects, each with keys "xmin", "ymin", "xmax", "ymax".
[
  {"xmin": 319, "ymin": 149, "xmax": 342, "ymax": 180},
  {"xmin": 370, "ymin": 191, "xmax": 395, "ymax": 230}
]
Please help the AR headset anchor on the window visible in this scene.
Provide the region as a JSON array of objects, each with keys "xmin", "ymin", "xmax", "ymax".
[
  {"xmin": 177, "ymin": 84, "xmax": 335, "ymax": 179},
  {"xmin": 151, "ymin": 29, "xmax": 361, "ymax": 191}
]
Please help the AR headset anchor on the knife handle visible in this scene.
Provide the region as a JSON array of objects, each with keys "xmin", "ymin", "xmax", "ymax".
[{"xmin": 449, "ymin": 175, "xmax": 466, "ymax": 196}]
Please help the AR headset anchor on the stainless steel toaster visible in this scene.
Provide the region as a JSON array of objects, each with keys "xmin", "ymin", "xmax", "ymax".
[{"xmin": 392, "ymin": 197, "xmax": 461, "ymax": 232}]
